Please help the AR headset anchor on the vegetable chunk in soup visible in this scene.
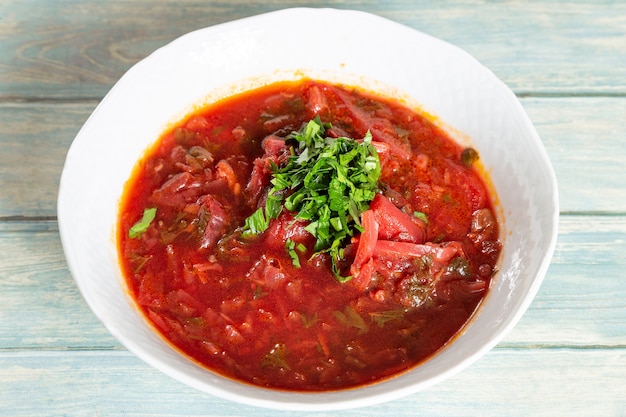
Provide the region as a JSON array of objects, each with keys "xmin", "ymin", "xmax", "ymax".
[{"xmin": 118, "ymin": 79, "xmax": 502, "ymax": 391}]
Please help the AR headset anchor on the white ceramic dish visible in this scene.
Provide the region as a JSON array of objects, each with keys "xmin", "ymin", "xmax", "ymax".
[{"xmin": 58, "ymin": 8, "xmax": 559, "ymax": 411}]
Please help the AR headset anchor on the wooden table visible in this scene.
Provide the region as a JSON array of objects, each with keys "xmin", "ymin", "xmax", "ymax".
[{"xmin": 1, "ymin": 1, "xmax": 624, "ymax": 415}]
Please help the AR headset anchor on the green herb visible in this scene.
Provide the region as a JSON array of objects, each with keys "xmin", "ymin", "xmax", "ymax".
[
  {"xmin": 285, "ymin": 239, "xmax": 301, "ymax": 268},
  {"xmin": 261, "ymin": 343, "xmax": 290, "ymax": 370},
  {"xmin": 184, "ymin": 317, "xmax": 205, "ymax": 327},
  {"xmin": 243, "ymin": 118, "xmax": 381, "ymax": 281},
  {"xmin": 333, "ymin": 306, "xmax": 369, "ymax": 333},
  {"xmin": 242, "ymin": 206, "xmax": 269, "ymax": 236},
  {"xmin": 253, "ymin": 285, "xmax": 268, "ymax": 300},
  {"xmin": 129, "ymin": 207, "xmax": 157, "ymax": 239},
  {"xmin": 446, "ymin": 256, "xmax": 472, "ymax": 278},
  {"xmin": 416, "ymin": 253, "xmax": 433, "ymax": 271},
  {"xmin": 128, "ymin": 253, "xmax": 152, "ymax": 273},
  {"xmin": 413, "ymin": 211, "xmax": 429, "ymax": 224},
  {"xmin": 370, "ymin": 309, "xmax": 407, "ymax": 328},
  {"xmin": 300, "ymin": 312, "xmax": 319, "ymax": 328},
  {"xmin": 461, "ymin": 147, "xmax": 479, "ymax": 167}
]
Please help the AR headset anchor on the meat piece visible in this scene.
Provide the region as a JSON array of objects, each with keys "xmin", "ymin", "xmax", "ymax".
[
  {"xmin": 197, "ymin": 195, "xmax": 228, "ymax": 251},
  {"xmin": 469, "ymin": 208, "xmax": 498, "ymax": 244},
  {"xmin": 370, "ymin": 194, "xmax": 425, "ymax": 243},
  {"xmin": 245, "ymin": 135, "xmax": 290, "ymax": 207},
  {"xmin": 263, "ymin": 211, "xmax": 314, "ymax": 250},
  {"xmin": 305, "ymin": 84, "xmax": 328, "ymax": 118},
  {"xmin": 330, "ymin": 86, "xmax": 411, "ymax": 160},
  {"xmin": 151, "ymin": 172, "xmax": 205, "ymax": 207}
]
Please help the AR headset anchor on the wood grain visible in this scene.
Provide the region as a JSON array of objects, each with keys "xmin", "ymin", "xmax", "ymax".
[
  {"xmin": 1, "ymin": 1, "xmax": 625, "ymax": 100},
  {"xmin": 1, "ymin": 0, "xmax": 624, "ymax": 415},
  {"xmin": 501, "ymin": 215, "xmax": 626, "ymax": 347},
  {"xmin": 0, "ymin": 103, "xmax": 94, "ymax": 218},
  {"xmin": 524, "ymin": 97, "xmax": 626, "ymax": 213},
  {"xmin": 0, "ymin": 349, "xmax": 623, "ymax": 416},
  {"xmin": 0, "ymin": 221, "xmax": 117, "ymax": 349}
]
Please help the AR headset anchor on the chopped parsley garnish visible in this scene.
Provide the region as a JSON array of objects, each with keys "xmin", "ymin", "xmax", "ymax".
[
  {"xmin": 370, "ymin": 309, "xmax": 408, "ymax": 328},
  {"xmin": 300, "ymin": 312, "xmax": 319, "ymax": 328},
  {"xmin": 129, "ymin": 207, "xmax": 157, "ymax": 239},
  {"xmin": 285, "ymin": 239, "xmax": 302, "ymax": 268},
  {"xmin": 413, "ymin": 211, "xmax": 429, "ymax": 224},
  {"xmin": 243, "ymin": 118, "xmax": 381, "ymax": 281},
  {"xmin": 261, "ymin": 343, "xmax": 290, "ymax": 370},
  {"xmin": 333, "ymin": 306, "xmax": 369, "ymax": 333}
]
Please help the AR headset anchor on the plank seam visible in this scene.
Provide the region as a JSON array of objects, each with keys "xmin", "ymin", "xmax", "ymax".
[
  {"xmin": 1, "ymin": 92, "xmax": 626, "ymax": 105},
  {"xmin": 1, "ymin": 345, "xmax": 624, "ymax": 357}
]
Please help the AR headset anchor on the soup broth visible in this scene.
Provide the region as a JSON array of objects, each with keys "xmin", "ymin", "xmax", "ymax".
[{"xmin": 118, "ymin": 79, "xmax": 501, "ymax": 391}]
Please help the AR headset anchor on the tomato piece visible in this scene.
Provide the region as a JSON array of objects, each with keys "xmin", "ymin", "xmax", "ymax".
[
  {"xmin": 197, "ymin": 195, "xmax": 228, "ymax": 251},
  {"xmin": 350, "ymin": 210, "xmax": 378, "ymax": 280},
  {"xmin": 370, "ymin": 194, "xmax": 425, "ymax": 243},
  {"xmin": 305, "ymin": 84, "xmax": 328, "ymax": 118},
  {"xmin": 351, "ymin": 258, "xmax": 375, "ymax": 292},
  {"xmin": 264, "ymin": 212, "xmax": 314, "ymax": 250},
  {"xmin": 373, "ymin": 240, "xmax": 458, "ymax": 265}
]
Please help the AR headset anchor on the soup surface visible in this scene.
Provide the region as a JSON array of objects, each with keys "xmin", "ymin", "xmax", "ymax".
[{"xmin": 118, "ymin": 79, "xmax": 501, "ymax": 391}]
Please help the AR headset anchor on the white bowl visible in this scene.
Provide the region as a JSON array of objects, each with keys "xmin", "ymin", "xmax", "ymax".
[{"xmin": 58, "ymin": 8, "xmax": 558, "ymax": 411}]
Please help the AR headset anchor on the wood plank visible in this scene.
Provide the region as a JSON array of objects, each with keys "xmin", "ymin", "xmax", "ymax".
[
  {"xmin": 523, "ymin": 97, "xmax": 626, "ymax": 213},
  {"xmin": 0, "ymin": 348, "xmax": 623, "ymax": 416},
  {"xmin": 0, "ymin": 221, "xmax": 119, "ymax": 349},
  {"xmin": 1, "ymin": 0, "xmax": 624, "ymax": 100},
  {"xmin": 0, "ymin": 102, "xmax": 95, "ymax": 218},
  {"xmin": 502, "ymin": 214, "xmax": 626, "ymax": 347},
  {"xmin": 2, "ymin": 97, "xmax": 624, "ymax": 218},
  {"xmin": 1, "ymin": 216, "xmax": 624, "ymax": 350},
  {"xmin": 386, "ymin": 1, "xmax": 626, "ymax": 95},
  {"xmin": 1, "ymin": 2, "xmax": 622, "ymax": 417}
]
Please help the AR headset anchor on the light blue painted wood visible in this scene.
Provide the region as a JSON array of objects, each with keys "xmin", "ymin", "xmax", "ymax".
[
  {"xmin": 0, "ymin": 349, "xmax": 624, "ymax": 416},
  {"xmin": 524, "ymin": 97, "xmax": 626, "ymax": 213},
  {"xmin": 1, "ymin": 1, "xmax": 625, "ymax": 100},
  {"xmin": 1, "ymin": 0, "xmax": 625, "ymax": 415},
  {"xmin": 0, "ymin": 103, "xmax": 94, "ymax": 217},
  {"xmin": 502, "ymin": 215, "xmax": 626, "ymax": 347},
  {"xmin": 0, "ymin": 221, "xmax": 119, "ymax": 349}
]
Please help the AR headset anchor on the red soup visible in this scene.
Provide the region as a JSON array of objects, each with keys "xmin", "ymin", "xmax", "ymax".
[{"xmin": 118, "ymin": 79, "xmax": 502, "ymax": 391}]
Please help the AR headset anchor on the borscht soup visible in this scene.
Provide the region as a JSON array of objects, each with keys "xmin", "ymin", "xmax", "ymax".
[{"xmin": 117, "ymin": 79, "xmax": 502, "ymax": 391}]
